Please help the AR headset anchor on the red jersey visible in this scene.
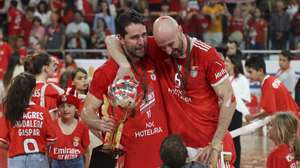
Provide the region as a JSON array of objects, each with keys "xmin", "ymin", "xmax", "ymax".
[
  {"xmin": 31, "ymin": 81, "xmax": 63, "ymax": 113},
  {"xmin": 261, "ymin": 75, "xmax": 300, "ymax": 116},
  {"xmin": 248, "ymin": 19, "xmax": 267, "ymax": 44},
  {"xmin": 146, "ymin": 36, "xmax": 236, "ymax": 165},
  {"xmin": 229, "ymin": 17, "xmax": 244, "ymax": 34},
  {"xmin": 89, "ymin": 58, "xmax": 169, "ymax": 168},
  {"xmin": 7, "ymin": 7, "xmax": 23, "ymax": 36},
  {"xmin": 267, "ymin": 144, "xmax": 297, "ymax": 168},
  {"xmin": 0, "ymin": 103, "xmax": 57, "ymax": 157},
  {"xmin": 49, "ymin": 121, "xmax": 90, "ymax": 160},
  {"xmin": 21, "ymin": 17, "xmax": 33, "ymax": 47},
  {"xmin": 0, "ymin": 42, "xmax": 13, "ymax": 80}
]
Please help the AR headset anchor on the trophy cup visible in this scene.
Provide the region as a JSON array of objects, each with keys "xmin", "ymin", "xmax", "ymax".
[{"xmin": 89, "ymin": 78, "xmax": 139, "ymax": 168}]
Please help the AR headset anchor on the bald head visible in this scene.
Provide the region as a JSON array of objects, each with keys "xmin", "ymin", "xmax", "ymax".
[
  {"xmin": 153, "ymin": 16, "xmax": 179, "ymax": 45},
  {"xmin": 152, "ymin": 16, "xmax": 186, "ymax": 58}
]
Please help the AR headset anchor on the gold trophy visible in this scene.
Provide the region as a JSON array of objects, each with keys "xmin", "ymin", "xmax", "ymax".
[{"xmin": 89, "ymin": 78, "xmax": 139, "ymax": 168}]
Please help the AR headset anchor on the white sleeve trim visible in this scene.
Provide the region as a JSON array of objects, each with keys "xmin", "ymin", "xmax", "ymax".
[
  {"xmin": 0, "ymin": 138, "xmax": 8, "ymax": 144},
  {"xmin": 211, "ymin": 73, "xmax": 229, "ymax": 87}
]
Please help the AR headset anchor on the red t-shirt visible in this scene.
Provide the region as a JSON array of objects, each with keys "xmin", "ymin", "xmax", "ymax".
[
  {"xmin": 261, "ymin": 75, "xmax": 300, "ymax": 116},
  {"xmin": 49, "ymin": 121, "xmax": 90, "ymax": 160},
  {"xmin": 248, "ymin": 19, "xmax": 267, "ymax": 44},
  {"xmin": 0, "ymin": 103, "xmax": 57, "ymax": 157},
  {"xmin": 32, "ymin": 81, "xmax": 61, "ymax": 113},
  {"xmin": 89, "ymin": 58, "xmax": 169, "ymax": 168},
  {"xmin": 267, "ymin": 144, "xmax": 297, "ymax": 168},
  {"xmin": 229, "ymin": 17, "xmax": 244, "ymax": 34},
  {"xmin": 21, "ymin": 17, "xmax": 33, "ymax": 47},
  {"xmin": 7, "ymin": 7, "xmax": 23, "ymax": 36},
  {"xmin": 146, "ymin": 36, "xmax": 236, "ymax": 165},
  {"xmin": 0, "ymin": 42, "xmax": 13, "ymax": 80}
]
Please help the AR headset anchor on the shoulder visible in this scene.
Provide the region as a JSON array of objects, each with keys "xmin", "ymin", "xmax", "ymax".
[
  {"xmin": 191, "ymin": 38, "xmax": 220, "ymax": 62},
  {"xmin": 269, "ymin": 144, "xmax": 290, "ymax": 158},
  {"xmin": 93, "ymin": 59, "xmax": 118, "ymax": 78},
  {"xmin": 192, "ymin": 38, "xmax": 212, "ymax": 52}
]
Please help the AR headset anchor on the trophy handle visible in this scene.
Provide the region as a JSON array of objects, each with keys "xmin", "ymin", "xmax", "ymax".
[{"xmin": 102, "ymin": 95, "xmax": 114, "ymax": 150}]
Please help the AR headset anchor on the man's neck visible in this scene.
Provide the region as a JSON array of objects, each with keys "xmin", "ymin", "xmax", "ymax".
[
  {"xmin": 123, "ymin": 47, "xmax": 140, "ymax": 64},
  {"xmin": 36, "ymin": 74, "xmax": 47, "ymax": 82},
  {"xmin": 258, "ymin": 74, "xmax": 267, "ymax": 83}
]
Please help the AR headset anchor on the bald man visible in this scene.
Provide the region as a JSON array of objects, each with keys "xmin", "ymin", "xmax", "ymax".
[{"xmin": 106, "ymin": 15, "xmax": 236, "ymax": 167}]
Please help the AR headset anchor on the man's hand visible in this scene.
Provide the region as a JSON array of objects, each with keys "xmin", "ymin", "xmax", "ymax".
[
  {"xmin": 197, "ymin": 142, "xmax": 222, "ymax": 168},
  {"xmin": 99, "ymin": 116, "xmax": 116, "ymax": 133},
  {"xmin": 114, "ymin": 63, "xmax": 136, "ymax": 82},
  {"xmin": 245, "ymin": 114, "xmax": 254, "ymax": 123}
]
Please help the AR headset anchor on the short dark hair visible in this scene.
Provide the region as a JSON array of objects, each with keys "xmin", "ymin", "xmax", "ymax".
[
  {"xmin": 72, "ymin": 67, "xmax": 87, "ymax": 80},
  {"xmin": 11, "ymin": 0, "xmax": 18, "ymax": 7},
  {"xmin": 245, "ymin": 55, "xmax": 266, "ymax": 73},
  {"xmin": 116, "ymin": 9, "xmax": 144, "ymax": 37},
  {"xmin": 228, "ymin": 40, "xmax": 239, "ymax": 47},
  {"xmin": 280, "ymin": 50, "xmax": 292, "ymax": 61},
  {"xmin": 160, "ymin": 135, "xmax": 187, "ymax": 168}
]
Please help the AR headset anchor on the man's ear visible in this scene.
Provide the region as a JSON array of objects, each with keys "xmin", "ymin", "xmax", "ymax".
[
  {"xmin": 258, "ymin": 68, "xmax": 264, "ymax": 74},
  {"xmin": 118, "ymin": 34, "xmax": 125, "ymax": 45}
]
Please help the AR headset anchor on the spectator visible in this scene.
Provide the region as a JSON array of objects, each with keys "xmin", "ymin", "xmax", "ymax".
[
  {"xmin": 228, "ymin": 7, "xmax": 244, "ymax": 39},
  {"xmin": 247, "ymin": 8, "xmax": 268, "ymax": 49},
  {"xmin": 286, "ymin": 0, "xmax": 299, "ymax": 20},
  {"xmin": 270, "ymin": 1, "xmax": 290, "ymax": 50},
  {"xmin": 3, "ymin": 53, "xmax": 23, "ymax": 92},
  {"xmin": 15, "ymin": 36, "xmax": 27, "ymax": 61},
  {"xmin": 178, "ymin": 0, "xmax": 209, "ymax": 41},
  {"xmin": 290, "ymin": 7, "xmax": 300, "ymax": 49},
  {"xmin": 93, "ymin": 0, "xmax": 116, "ymax": 34},
  {"xmin": 267, "ymin": 112, "xmax": 300, "ymax": 168},
  {"xmin": 151, "ymin": 0, "xmax": 178, "ymax": 17},
  {"xmin": 202, "ymin": 0, "xmax": 225, "ymax": 46},
  {"xmin": 64, "ymin": 53, "xmax": 77, "ymax": 71},
  {"xmin": 225, "ymin": 55, "xmax": 251, "ymax": 168},
  {"xmin": 22, "ymin": 7, "xmax": 34, "ymax": 47},
  {"xmin": 75, "ymin": 0, "xmax": 94, "ymax": 25},
  {"xmin": 275, "ymin": 50, "xmax": 297, "ymax": 97},
  {"xmin": 60, "ymin": 0, "xmax": 76, "ymax": 25},
  {"xmin": 7, "ymin": 0, "xmax": 24, "ymax": 46},
  {"xmin": 133, "ymin": 0, "xmax": 148, "ymax": 13},
  {"xmin": 0, "ymin": 72, "xmax": 56, "ymax": 168},
  {"xmin": 71, "ymin": 67, "xmax": 88, "ymax": 97},
  {"xmin": 244, "ymin": 56, "xmax": 300, "ymax": 122},
  {"xmin": 226, "ymin": 40, "xmax": 243, "ymax": 60},
  {"xmin": 29, "ymin": 16, "xmax": 45, "ymax": 49},
  {"xmin": 160, "ymin": 135, "xmax": 208, "ymax": 168},
  {"xmin": 44, "ymin": 11, "xmax": 66, "ymax": 58},
  {"xmin": 0, "ymin": 28, "xmax": 13, "ymax": 100},
  {"xmin": 34, "ymin": 1, "xmax": 52, "ymax": 26},
  {"xmin": 91, "ymin": 17, "xmax": 111, "ymax": 49},
  {"xmin": 48, "ymin": 89, "xmax": 90, "ymax": 168},
  {"xmin": 65, "ymin": 10, "xmax": 90, "ymax": 49}
]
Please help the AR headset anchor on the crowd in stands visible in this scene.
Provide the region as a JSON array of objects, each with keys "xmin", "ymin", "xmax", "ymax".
[{"xmin": 1, "ymin": 0, "xmax": 300, "ymax": 56}]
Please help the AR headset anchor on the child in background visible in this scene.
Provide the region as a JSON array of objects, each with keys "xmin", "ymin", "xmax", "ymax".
[
  {"xmin": 160, "ymin": 135, "xmax": 208, "ymax": 168},
  {"xmin": 244, "ymin": 56, "xmax": 300, "ymax": 122},
  {"xmin": 24, "ymin": 53, "xmax": 64, "ymax": 120},
  {"xmin": 0, "ymin": 72, "xmax": 56, "ymax": 168},
  {"xmin": 267, "ymin": 112, "xmax": 300, "ymax": 168},
  {"xmin": 71, "ymin": 67, "xmax": 89, "ymax": 100},
  {"xmin": 49, "ymin": 89, "xmax": 90, "ymax": 168}
]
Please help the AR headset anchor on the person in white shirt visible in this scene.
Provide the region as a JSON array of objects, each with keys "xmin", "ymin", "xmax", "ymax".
[
  {"xmin": 65, "ymin": 10, "xmax": 90, "ymax": 49},
  {"xmin": 275, "ymin": 50, "xmax": 297, "ymax": 97},
  {"xmin": 224, "ymin": 54, "xmax": 251, "ymax": 168}
]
